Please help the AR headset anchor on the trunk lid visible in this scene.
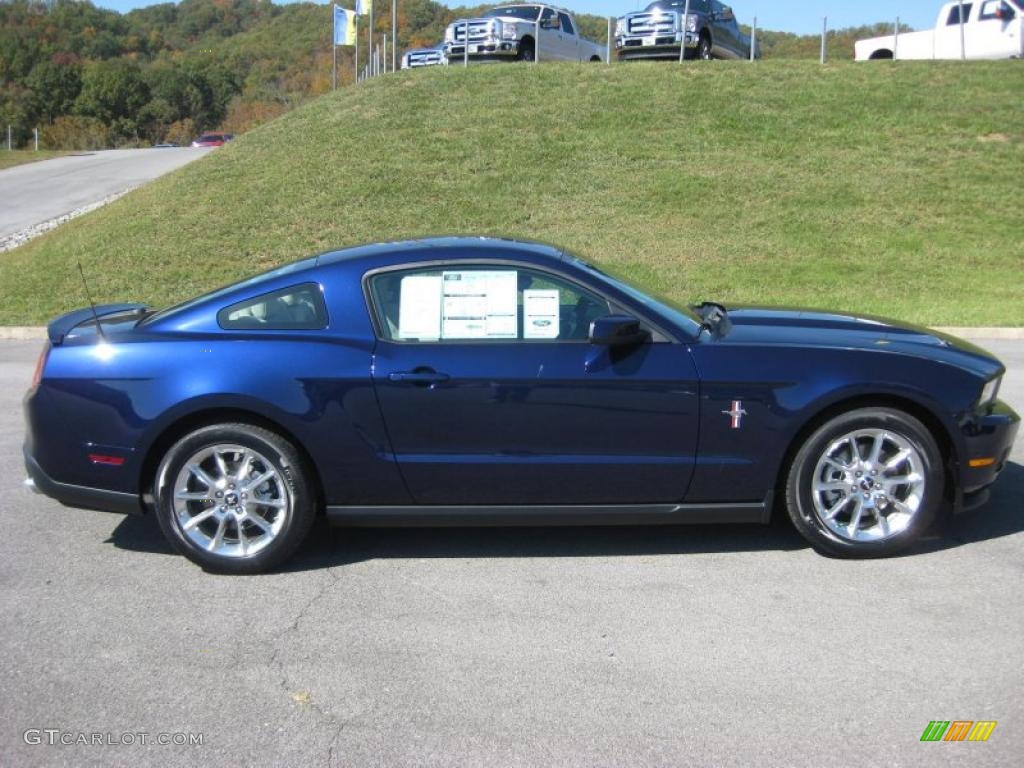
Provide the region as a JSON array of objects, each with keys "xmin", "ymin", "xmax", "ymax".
[{"xmin": 47, "ymin": 303, "xmax": 148, "ymax": 345}]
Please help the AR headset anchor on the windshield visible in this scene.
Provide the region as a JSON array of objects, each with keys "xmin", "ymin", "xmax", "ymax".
[
  {"xmin": 563, "ymin": 252, "xmax": 703, "ymax": 334},
  {"xmin": 482, "ymin": 5, "xmax": 541, "ymax": 21},
  {"xmin": 646, "ymin": 0, "xmax": 708, "ymax": 11}
]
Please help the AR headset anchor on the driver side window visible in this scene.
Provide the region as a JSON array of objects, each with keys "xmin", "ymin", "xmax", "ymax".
[{"xmin": 370, "ymin": 265, "xmax": 610, "ymax": 343}]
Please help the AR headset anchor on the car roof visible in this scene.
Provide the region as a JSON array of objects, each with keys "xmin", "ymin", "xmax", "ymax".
[
  {"xmin": 142, "ymin": 238, "xmax": 568, "ymax": 329},
  {"xmin": 315, "ymin": 236, "xmax": 565, "ymax": 268}
]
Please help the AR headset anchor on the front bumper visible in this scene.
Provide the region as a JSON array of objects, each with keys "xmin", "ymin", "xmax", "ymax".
[
  {"xmin": 956, "ymin": 399, "xmax": 1019, "ymax": 510},
  {"xmin": 445, "ymin": 38, "xmax": 519, "ymax": 58},
  {"xmin": 24, "ymin": 447, "xmax": 141, "ymax": 515},
  {"xmin": 616, "ymin": 33, "xmax": 697, "ymax": 59}
]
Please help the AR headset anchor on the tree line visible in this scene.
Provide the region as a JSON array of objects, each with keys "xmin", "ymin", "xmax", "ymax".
[{"xmin": 0, "ymin": 0, "xmax": 909, "ymax": 150}]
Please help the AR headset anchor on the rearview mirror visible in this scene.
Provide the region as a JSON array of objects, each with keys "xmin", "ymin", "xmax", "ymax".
[{"xmin": 589, "ymin": 315, "xmax": 647, "ymax": 347}]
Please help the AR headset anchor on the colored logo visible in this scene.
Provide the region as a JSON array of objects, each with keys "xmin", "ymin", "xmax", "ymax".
[
  {"xmin": 721, "ymin": 400, "xmax": 747, "ymax": 429},
  {"xmin": 921, "ymin": 721, "xmax": 997, "ymax": 742}
]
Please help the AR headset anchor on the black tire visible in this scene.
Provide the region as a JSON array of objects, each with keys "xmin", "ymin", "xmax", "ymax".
[
  {"xmin": 696, "ymin": 33, "xmax": 712, "ymax": 61},
  {"xmin": 785, "ymin": 407, "xmax": 944, "ymax": 558},
  {"xmin": 154, "ymin": 423, "xmax": 316, "ymax": 574},
  {"xmin": 518, "ymin": 38, "xmax": 535, "ymax": 62},
  {"xmin": 699, "ymin": 33, "xmax": 713, "ymax": 60}
]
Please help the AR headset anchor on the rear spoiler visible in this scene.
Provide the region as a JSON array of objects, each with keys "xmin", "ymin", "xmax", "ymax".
[{"xmin": 47, "ymin": 303, "xmax": 148, "ymax": 345}]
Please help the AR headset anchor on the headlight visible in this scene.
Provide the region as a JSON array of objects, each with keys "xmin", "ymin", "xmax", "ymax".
[
  {"xmin": 615, "ymin": 18, "xmax": 624, "ymax": 36},
  {"xmin": 503, "ymin": 22, "xmax": 518, "ymax": 40},
  {"xmin": 445, "ymin": 26, "xmax": 454, "ymax": 42},
  {"xmin": 979, "ymin": 376, "xmax": 1001, "ymax": 408},
  {"xmin": 684, "ymin": 13, "xmax": 698, "ymax": 33}
]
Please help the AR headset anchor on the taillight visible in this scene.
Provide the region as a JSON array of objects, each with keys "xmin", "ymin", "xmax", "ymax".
[{"xmin": 30, "ymin": 342, "xmax": 50, "ymax": 390}]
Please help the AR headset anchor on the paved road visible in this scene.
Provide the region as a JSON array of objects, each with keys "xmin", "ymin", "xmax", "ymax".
[
  {"xmin": 0, "ymin": 339, "xmax": 1021, "ymax": 767},
  {"xmin": 0, "ymin": 148, "xmax": 211, "ymax": 242}
]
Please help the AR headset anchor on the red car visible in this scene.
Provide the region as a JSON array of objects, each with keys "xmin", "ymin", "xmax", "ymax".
[{"xmin": 190, "ymin": 133, "xmax": 234, "ymax": 148}]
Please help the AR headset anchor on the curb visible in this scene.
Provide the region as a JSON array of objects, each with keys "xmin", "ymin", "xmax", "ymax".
[
  {"xmin": 1, "ymin": 327, "xmax": 1023, "ymax": 341},
  {"xmin": 0, "ymin": 327, "xmax": 47, "ymax": 340}
]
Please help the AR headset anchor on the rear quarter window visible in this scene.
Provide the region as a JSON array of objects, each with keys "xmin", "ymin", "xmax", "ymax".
[{"xmin": 217, "ymin": 283, "xmax": 328, "ymax": 330}]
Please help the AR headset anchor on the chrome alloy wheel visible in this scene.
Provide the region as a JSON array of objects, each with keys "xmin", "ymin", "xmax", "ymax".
[
  {"xmin": 811, "ymin": 429, "xmax": 926, "ymax": 543},
  {"xmin": 171, "ymin": 444, "xmax": 290, "ymax": 558}
]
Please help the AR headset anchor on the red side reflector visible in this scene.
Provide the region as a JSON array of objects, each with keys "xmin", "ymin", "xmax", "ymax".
[{"xmin": 89, "ymin": 454, "xmax": 126, "ymax": 466}]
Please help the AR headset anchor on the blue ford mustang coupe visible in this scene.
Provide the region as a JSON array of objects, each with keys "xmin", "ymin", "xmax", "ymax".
[{"xmin": 23, "ymin": 238, "xmax": 1019, "ymax": 573}]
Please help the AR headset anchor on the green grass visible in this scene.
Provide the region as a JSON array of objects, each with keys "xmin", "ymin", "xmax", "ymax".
[
  {"xmin": 0, "ymin": 150, "xmax": 66, "ymax": 171},
  {"xmin": 1, "ymin": 61, "xmax": 1022, "ymax": 326}
]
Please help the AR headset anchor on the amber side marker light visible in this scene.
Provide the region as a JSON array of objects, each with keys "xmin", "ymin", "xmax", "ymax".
[{"xmin": 968, "ymin": 457, "xmax": 997, "ymax": 469}]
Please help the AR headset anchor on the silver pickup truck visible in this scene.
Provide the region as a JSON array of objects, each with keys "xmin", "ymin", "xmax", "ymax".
[
  {"xmin": 401, "ymin": 45, "xmax": 447, "ymax": 69},
  {"xmin": 444, "ymin": 4, "xmax": 606, "ymax": 63},
  {"xmin": 616, "ymin": 0, "xmax": 758, "ymax": 60}
]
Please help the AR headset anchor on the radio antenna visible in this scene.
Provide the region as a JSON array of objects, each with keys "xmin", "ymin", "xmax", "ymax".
[{"xmin": 77, "ymin": 261, "xmax": 106, "ymax": 340}]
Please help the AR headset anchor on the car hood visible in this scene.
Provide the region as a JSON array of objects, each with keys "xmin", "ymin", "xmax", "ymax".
[
  {"xmin": 451, "ymin": 15, "xmax": 523, "ymax": 26},
  {"xmin": 718, "ymin": 306, "xmax": 1004, "ymax": 377}
]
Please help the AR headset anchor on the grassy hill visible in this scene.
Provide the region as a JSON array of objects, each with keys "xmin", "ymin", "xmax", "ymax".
[{"xmin": 1, "ymin": 61, "xmax": 1022, "ymax": 326}]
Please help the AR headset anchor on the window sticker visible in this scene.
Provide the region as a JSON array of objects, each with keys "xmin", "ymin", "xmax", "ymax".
[
  {"xmin": 441, "ymin": 271, "xmax": 518, "ymax": 339},
  {"xmin": 397, "ymin": 274, "xmax": 442, "ymax": 339},
  {"xmin": 523, "ymin": 289, "xmax": 560, "ymax": 339}
]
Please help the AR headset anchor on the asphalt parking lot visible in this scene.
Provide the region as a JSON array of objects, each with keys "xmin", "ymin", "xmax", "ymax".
[
  {"xmin": 0, "ymin": 149, "xmax": 211, "ymax": 249},
  {"xmin": 0, "ymin": 338, "xmax": 1021, "ymax": 767}
]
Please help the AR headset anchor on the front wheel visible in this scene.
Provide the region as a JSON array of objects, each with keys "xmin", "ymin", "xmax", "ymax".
[
  {"xmin": 698, "ymin": 34, "xmax": 713, "ymax": 60},
  {"xmin": 785, "ymin": 408, "xmax": 944, "ymax": 557},
  {"xmin": 517, "ymin": 39, "xmax": 535, "ymax": 62},
  {"xmin": 155, "ymin": 423, "xmax": 316, "ymax": 574}
]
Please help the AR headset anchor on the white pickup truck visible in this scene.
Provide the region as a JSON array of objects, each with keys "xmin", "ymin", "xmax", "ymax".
[
  {"xmin": 855, "ymin": 1, "xmax": 1023, "ymax": 60},
  {"xmin": 444, "ymin": 4, "xmax": 606, "ymax": 63}
]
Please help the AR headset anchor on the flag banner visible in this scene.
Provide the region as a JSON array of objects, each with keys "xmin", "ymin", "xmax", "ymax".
[
  {"xmin": 333, "ymin": 5, "xmax": 357, "ymax": 46},
  {"xmin": 355, "ymin": 0, "xmax": 372, "ymax": 16}
]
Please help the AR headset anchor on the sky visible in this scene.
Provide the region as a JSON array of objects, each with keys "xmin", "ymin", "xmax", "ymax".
[{"xmin": 91, "ymin": 0, "xmax": 945, "ymax": 36}]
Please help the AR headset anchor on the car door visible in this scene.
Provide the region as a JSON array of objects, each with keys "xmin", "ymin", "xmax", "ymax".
[
  {"xmin": 936, "ymin": 1, "xmax": 974, "ymax": 57},
  {"xmin": 712, "ymin": 3, "xmax": 742, "ymax": 57},
  {"xmin": 971, "ymin": 0, "xmax": 1022, "ymax": 57},
  {"xmin": 537, "ymin": 7, "xmax": 560, "ymax": 60},
  {"xmin": 366, "ymin": 262, "xmax": 700, "ymax": 506},
  {"xmin": 558, "ymin": 12, "xmax": 580, "ymax": 60}
]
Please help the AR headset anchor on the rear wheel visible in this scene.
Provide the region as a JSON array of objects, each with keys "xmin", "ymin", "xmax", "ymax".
[
  {"xmin": 155, "ymin": 423, "xmax": 316, "ymax": 574},
  {"xmin": 785, "ymin": 408, "xmax": 944, "ymax": 557}
]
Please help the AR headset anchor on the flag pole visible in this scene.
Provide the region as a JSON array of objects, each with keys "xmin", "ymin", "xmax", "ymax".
[
  {"xmin": 369, "ymin": 0, "xmax": 375, "ymax": 76},
  {"xmin": 391, "ymin": 0, "xmax": 397, "ymax": 72},
  {"xmin": 332, "ymin": 5, "xmax": 337, "ymax": 90},
  {"xmin": 354, "ymin": 11, "xmax": 359, "ymax": 83}
]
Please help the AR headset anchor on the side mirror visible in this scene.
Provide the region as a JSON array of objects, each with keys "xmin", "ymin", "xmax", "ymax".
[
  {"xmin": 589, "ymin": 315, "xmax": 647, "ymax": 347},
  {"xmin": 541, "ymin": 18, "xmax": 559, "ymax": 29}
]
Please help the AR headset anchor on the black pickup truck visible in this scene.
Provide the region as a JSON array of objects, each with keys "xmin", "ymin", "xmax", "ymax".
[{"xmin": 616, "ymin": 0, "xmax": 758, "ymax": 60}]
